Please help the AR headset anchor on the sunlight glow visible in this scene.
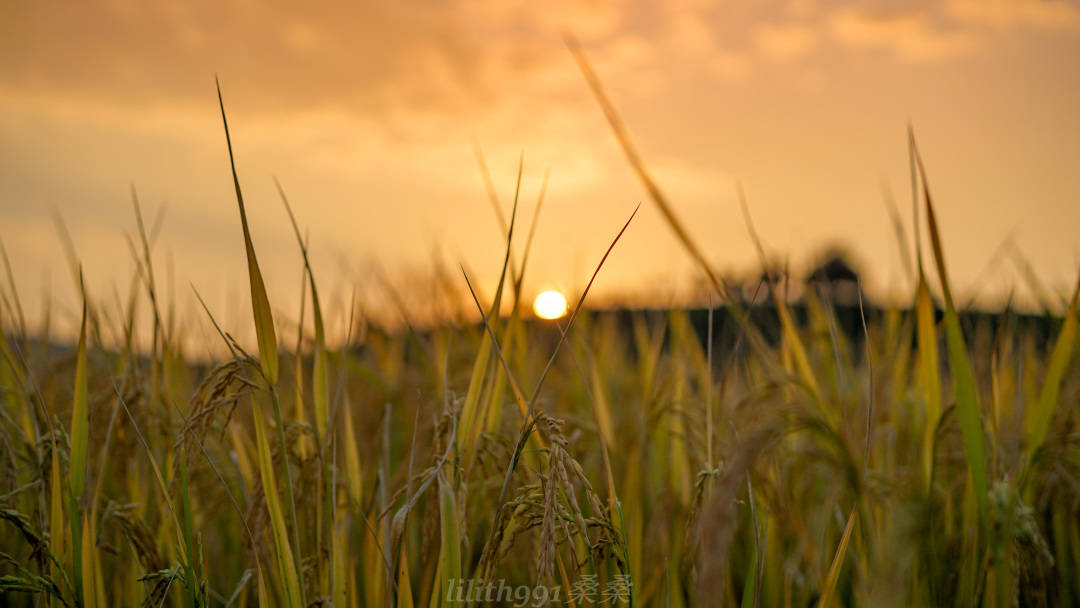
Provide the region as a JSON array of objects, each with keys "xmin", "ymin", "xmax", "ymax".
[{"xmin": 533, "ymin": 290, "xmax": 568, "ymax": 320}]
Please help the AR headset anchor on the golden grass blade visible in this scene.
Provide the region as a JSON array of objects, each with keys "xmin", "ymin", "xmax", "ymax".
[
  {"xmin": 908, "ymin": 127, "xmax": 925, "ymax": 275},
  {"xmin": 87, "ymin": 397, "xmax": 120, "ymax": 544},
  {"xmin": 915, "ymin": 135, "xmax": 989, "ymax": 530},
  {"xmin": 0, "ymin": 238, "xmax": 27, "ymax": 342},
  {"xmin": 1027, "ymin": 274, "xmax": 1080, "ymax": 459},
  {"xmin": 49, "ymin": 438, "xmax": 66, "ymax": 602},
  {"xmin": 313, "ymin": 303, "xmax": 332, "ymax": 444},
  {"xmin": 458, "ymin": 332, "xmax": 493, "ymax": 461},
  {"xmin": 817, "ymin": 509, "xmax": 857, "ymax": 608},
  {"xmin": 363, "ymin": 508, "xmax": 387, "ymax": 607},
  {"xmin": 706, "ymin": 299, "xmax": 715, "ymax": 472},
  {"xmin": 527, "ymin": 203, "xmax": 640, "ymax": 408},
  {"xmin": 333, "ymin": 510, "xmax": 349, "ymax": 608},
  {"xmin": 739, "ymin": 190, "xmax": 822, "ymax": 402},
  {"xmin": 276, "ymin": 178, "xmax": 330, "ymax": 444},
  {"xmin": 50, "ymin": 212, "xmax": 87, "ymax": 315},
  {"xmin": 631, "ymin": 313, "xmax": 666, "ymax": 399},
  {"xmin": 1009, "ymin": 244, "xmax": 1064, "ymax": 312},
  {"xmin": 881, "ymin": 182, "xmax": 915, "ymax": 288},
  {"xmin": 668, "ymin": 344, "xmax": 693, "ymax": 504},
  {"xmin": 293, "ymin": 265, "xmax": 311, "ymax": 459},
  {"xmin": 216, "ymin": 77, "xmax": 278, "ymax": 385},
  {"xmin": 111, "ymin": 382, "xmax": 187, "ymax": 559},
  {"xmin": 178, "ymin": 450, "xmax": 200, "ymax": 608},
  {"xmin": 79, "ymin": 513, "xmax": 98, "ymax": 608},
  {"xmin": 571, "ymin": 33, "xmax": 785, "ymax": 379},
  {"xmin": 470, "ymin": 137, "xmax": 510, "ymax": 236},
  {"xmin": 256, "ymin": 564, "xmax": 270, "ymax": 608},
  {"xmin": 342, "ymin": 393, "xmax": 364, "ymax": 506},
  {"xmin": 0, "ymin": 318, "xmax": 37, "ymax": 446},
  {"xmin": 395, "ymin": 539, "xmax": 414, "ymax": 608},
  {"xmin": 565, "ymin": 326, "xmax": 627, "ymax": 581},
  {"xmin": 462, "ymin": 203, "xmax": 643, "ymax": 474},
  {"xmin": 567, "ymin": 35, "xmax": 723, "ymax": 293},
  {"xmin": 480, "ymin": 320, "xmax": 512, "ymax": 434},
  {"xmin": 251, "ymin": 396, "xmax": 303, "ymax": 607},
  {"xmin": 459, "ymin": 270, "xmax": 531, "ymax": 423},
  {"xmin": 916, "ymin": 276, "xmax": 942, "ymax": 482},
  {"xmin": 228, "ymin": 425, "xmax": 256, "ymax": 489},
  {"xmin": 908, "ymin": 130, "xmax": 944, "ymax": 486},
  {"xmin": 66, "ymin": 274, "xmax": 90, "ymax": 604},
  {"xmin": 437, "ymin": 471, "xmax": 461, "ymax": 607},
  {"xmin": 587, "ymin": 358, "xmax": 617, "ymax": 451},
  {"xmin": 69, "ymin": 278, "xmax": 89, "ymax": 502},
  {"xmin": 458, "ymin": 157, "xmax": 523, "ymax": 463},
  {"xmin": 513, "ymin": 167, "xmax": 550, "ymax": 295}
]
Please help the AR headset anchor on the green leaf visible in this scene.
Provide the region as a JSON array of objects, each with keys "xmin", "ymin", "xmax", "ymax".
[
  {"xmin": 216, "ymin": 78, "xmax": 278, "ymax": 385},
  {"xmin": 817, "ymin": 509, "xmax": 857, "ymax": 608},
  {"xmin": 919, "ymin": 143, "xmax": 989, "ymax": 532},
  {"xmin": 1028, "ymin": 275, "xmax": 1080, "ymax": 459}
]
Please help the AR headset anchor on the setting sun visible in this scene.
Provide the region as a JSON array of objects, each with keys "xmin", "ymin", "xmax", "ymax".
[{"xmin": 532, "ymin": 290, "xmax": 568, "ymax": 320}]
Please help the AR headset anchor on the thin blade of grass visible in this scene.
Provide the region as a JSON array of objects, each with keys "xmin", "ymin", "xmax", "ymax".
[
  {"xmin": 739, "ymin": 189, "xmax": 822, "ymax": 403},
  {"xmin": 250, "ymin": 396, "xmax": 303, "ymax": 607},
  {"xmin": 69, "ymin": 275, "xmax": 89, "ymax": 501},
  {"xmin": 49, "ymin": 437, "xmax": 66, "ymax": 602},
  {"xmin": 474, "ymin": 203, "xmax": 640, "ymax": 583},
  {"xmin": 1027, "ymin": 273, "xmax": 1080, "ymax": 460},
  {"xmin": 67, "ymin": 274, "xmax": 89, "ymax": 604},
  {"xmin": 817, "ymin": 509, "xmax": 857, "ymax": 608},
  {"xmin": 458, "ymin": 155, "xmax": 523, "ymax": 464},
  {"xmin": 216, "ymin": 77, "xmax": 278, "ymax": 386},
  {"xmin": 79, "ymin": 513, "xmax": 98, "ymax": 608},
  {"xmin": 567, "ymin": 35, "xmax": 722, "ymax": 293},
  {"xmin": 276, "ymin": 177, "xmax": 331, "ymax": 445},
  {"xmin": 914, "ymin": 132, "xmax": 989, "ymax": 531},
  {"xmin": 916, "ymin": 276, "xmax": 942, "ymax": 483},
  {"xmin": 437, "ymin": 471, "xmax": 460, "ymax": 607},
  {"xmin": 881, "ymin": 182, "xmax": 915, "ymax": 288},
  {"xmin": 342, "ymin": 392, "xmax": 364, "ymax": 506}
]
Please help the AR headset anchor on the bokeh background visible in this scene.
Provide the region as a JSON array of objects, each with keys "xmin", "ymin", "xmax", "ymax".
[{"xmin": 2, "ymin": 0, "xmax": 1079, "ymax": 338}]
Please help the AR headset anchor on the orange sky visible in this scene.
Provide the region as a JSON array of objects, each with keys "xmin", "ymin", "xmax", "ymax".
[{"xmin": 2, "ymin": 0, "xmax": 1079, "ymax": 341}]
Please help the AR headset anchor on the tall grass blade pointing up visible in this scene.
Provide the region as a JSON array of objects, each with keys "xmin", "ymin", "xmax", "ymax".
[
  {"xmin": 474, "ymin": 203, "xmax": 639, "ymax": 586},
  {"xmin": 913, "ymin": 133, "xmax": 989, "ymax": 532},
  {"xmin": 69, "ymin": 273, "xmax": 89, "ymax": 503},
  {"xmin": 276, "ymin": 178, "xmax": 331, "ymax": 445},
  {"xmin": 739, "ymin": 188, "xmax": 822, "ymax": 403},
  {"xmin": 817, "ymin": 509, "xmax": 857, "ymax": 608},
  {"xmin": 458, "ymin": 154, "xmax": 522, "ymax": 465},
  {"xmin": 215, "ymin": 77, "xmax": 278, "ymax": 386},
  {"xmin": 68, "ymin": 272, "xmax": 89, "ymax": 604},
  {"xmin": 217, "ymin": 78, "xmax": 304, "ymax": 604},
  {"xmin": 1027, "ymin": 274, "xmax": 1080, "ymax": 462},
  {"xmin": 566, "ymin": 35, "xmax": 723, "ymax": 294},
  {"xmin": 251, "ymin": 396, "xmax": 304, "ymax": 607},
  {"xmin": 909, "ymin": 132, "xmax": 943, "ymax": 485}
]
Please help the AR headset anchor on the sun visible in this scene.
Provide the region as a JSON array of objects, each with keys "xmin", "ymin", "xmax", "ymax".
[{"xmin": 532, "ymin": 290, "xmax": 568, "ymax": 320}]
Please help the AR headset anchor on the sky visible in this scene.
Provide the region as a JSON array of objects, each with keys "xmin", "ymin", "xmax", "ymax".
[{"xmin": 1, "ymin": 0, "xmax": 1079, "ymax": 341}]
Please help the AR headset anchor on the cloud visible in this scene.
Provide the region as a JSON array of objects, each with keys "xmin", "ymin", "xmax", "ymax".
[
  {"xmin": 754, "ymin": 23, "xmax": 820, "ymax": 61},
  {"xmin": 0, "ymin": 0, "xmax": 633, "ymax": 124},
  {"xmin": 829, "ymin": 8, "xmax": 980, "ymax": 62},
  {"xmin": 710, "ymin": 50, "xmax": 754, "ymax": 80},
  {"xmin": 947, "ymin": 0, "xmax": 1080, "ymax": 31}
]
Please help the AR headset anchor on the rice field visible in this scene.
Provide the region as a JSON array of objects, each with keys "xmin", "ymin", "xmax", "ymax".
[{"xmin": 2, "ymin": 62, "xmax": 1079, "ymax": 608}]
